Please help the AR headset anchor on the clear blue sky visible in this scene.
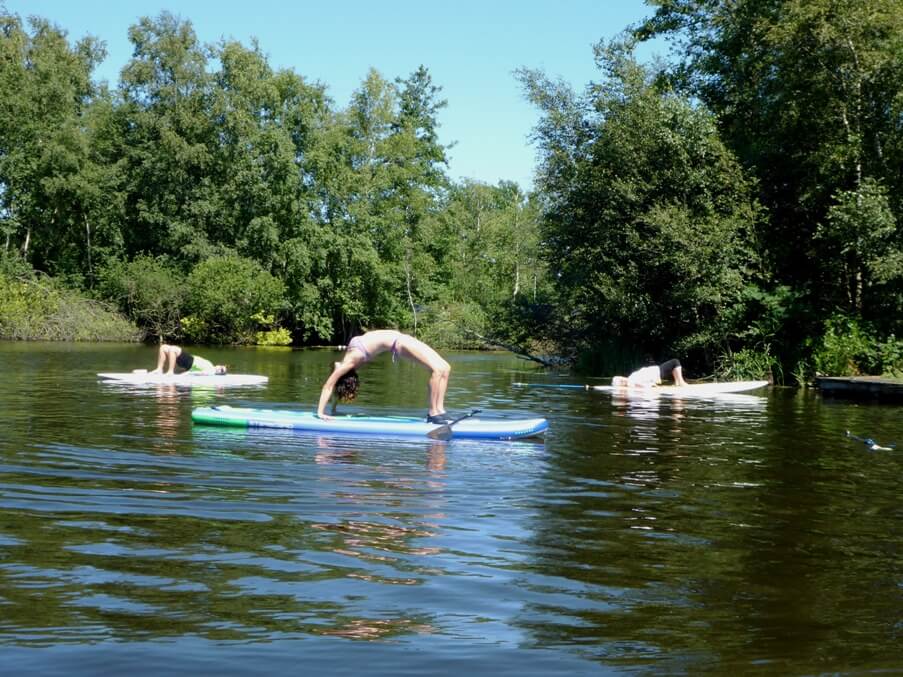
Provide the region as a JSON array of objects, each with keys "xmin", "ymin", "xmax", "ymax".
[{"xmin": 6, "ymin": 0, "xmax": 662, "ymax": 190}]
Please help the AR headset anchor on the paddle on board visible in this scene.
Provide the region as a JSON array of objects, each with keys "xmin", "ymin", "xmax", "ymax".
[{"xmin": 427, "ymin": 409, "xmax": 482, "ymax": 441}]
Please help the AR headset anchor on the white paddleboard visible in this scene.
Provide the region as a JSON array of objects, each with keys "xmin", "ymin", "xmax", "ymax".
[
  {"xmin": 595, "ymin": 380, "xmax": 769, "ymax": 396},
  {"xmin": 98, "ymin": 371, "xmax": 268, "ymax": 387}
]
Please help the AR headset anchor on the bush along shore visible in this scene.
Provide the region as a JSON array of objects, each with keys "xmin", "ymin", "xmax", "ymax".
[{"xmin": 0, "ymin": 269, "xmax": 142, "ymax": 342}]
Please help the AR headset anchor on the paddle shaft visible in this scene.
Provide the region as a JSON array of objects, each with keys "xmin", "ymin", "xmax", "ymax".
[{"xmin": 512, "ymin": 382, "xmax": 591, "ymax": 390}]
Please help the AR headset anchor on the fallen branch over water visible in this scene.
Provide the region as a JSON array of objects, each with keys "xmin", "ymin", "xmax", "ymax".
[{"xmin": 463, "ymin": 329, "xmax": 569, "ymax": 368}]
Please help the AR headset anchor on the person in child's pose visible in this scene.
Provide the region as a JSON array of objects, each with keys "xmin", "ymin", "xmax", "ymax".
[
  {"xmin": 150, "ymin": 344, "xmax": 226, "ymax": 375},
  {"xmin": 611, "ymin": 358, "xmax": 688, "ymax": 388}
]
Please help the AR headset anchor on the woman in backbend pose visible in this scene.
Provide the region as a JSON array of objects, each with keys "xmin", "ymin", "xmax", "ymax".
[
  {"xmin": 316, "ymin": 330, "xmax": 452, "ymax": 423},
  {"xmin": 150, "ymin": 344, "xmax": 227, "ymax": 376},
  {"xmin": 611, "ymin": 358, "xmax": 688, "ymax": 389}
]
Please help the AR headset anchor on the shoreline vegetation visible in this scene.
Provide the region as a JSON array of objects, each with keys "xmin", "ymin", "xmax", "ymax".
[
  {"xmin": 0, "ymin": 269, "xmax": 141, "ymax": 342},
  {"xmin": 1, "ymin": 5, "xmax": 900, "ymax": 380}
]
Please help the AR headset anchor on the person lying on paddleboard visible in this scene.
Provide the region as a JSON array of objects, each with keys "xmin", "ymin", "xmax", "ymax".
[
  {"xmin": 611, "ymin": 359, "xmax": 688, "ymax": 388},
  {"xmin": 150, "ymin": 344, "xmax": 227, "ymax": 376},
  {"xmin": 316, "ymin": 330, "xmax": 452, "ymax": 423}
]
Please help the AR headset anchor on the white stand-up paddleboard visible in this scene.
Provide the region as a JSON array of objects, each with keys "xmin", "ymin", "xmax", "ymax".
[
  {"xmin": 594, "ymin": 380, "xmax": 769, "ymax": 396},
  {"xmin": 98, "ymin": 371, "xmax": 268, "ymax": 387}
]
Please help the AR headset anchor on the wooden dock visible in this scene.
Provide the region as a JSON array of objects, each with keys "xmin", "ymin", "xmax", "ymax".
[{"xmin": 815, "ymin": 376, "xmax": 903, "ymax": 401}]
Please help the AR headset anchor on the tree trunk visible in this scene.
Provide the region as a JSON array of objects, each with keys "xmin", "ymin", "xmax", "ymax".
[
  {"xmin": 405, "ymin": 257, "xmax": 417, "ymax": 334},
  {"xmin": 512, "ymin": 211, "xmax": 520, "ymax": 297},
  {"xmin": 85, "ymin": 214, "xmax": 93, "ymax": 282}
]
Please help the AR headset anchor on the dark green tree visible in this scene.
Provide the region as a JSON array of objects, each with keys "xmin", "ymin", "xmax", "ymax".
[
  {"xmin": 637, "ymin": 0, "xmax": 903, "ymax": 338},
  {"xmin": 390, "ymin": 66, "xmax": 450, "ymax": 333},
  {"xmin": 815, "ymin": 178, "xmax": 901, "ymax": 320},
  {"xmin": 116, "ymin": 12, "xmax": 216, "ymax": 261},
  {"xmin": 518, "ymin": 43, "xmax": 760, "ymax": 364},
  {"xmin": 0, "ymin": 12, "xmax": 110, "ymax": 279},
  {"xmin": 306, "ymin": 66, "xmax": 451, "ymax": 341},
  {"xmin": 209, "ymin": 39, "xmax": 327, "ymax": 264}
]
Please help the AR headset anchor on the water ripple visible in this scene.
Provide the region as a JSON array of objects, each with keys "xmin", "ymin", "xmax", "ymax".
[{"xmin": 1, "ymin": 346, "xmax": 902, "ymax": 674}]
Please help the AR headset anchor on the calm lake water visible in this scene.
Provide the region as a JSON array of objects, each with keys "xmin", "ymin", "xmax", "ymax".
[{"xmin": 1, "ymin": 342, "xmax": 901, "ymax": 675}]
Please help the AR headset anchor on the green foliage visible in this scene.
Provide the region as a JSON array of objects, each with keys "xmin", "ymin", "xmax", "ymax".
[
  {"xmin": 811, "ymin": 315, "xmax": 903, "ymax": 377},
  {"xmin": 116, "ymin": 13, "xmax": 217, "ymax": 260},
  {"xmin": 185, "ymin": 254, "xmax": 286, "ymax": 344},
  {"xmin": 97, "ymin": 255, "xmax": 186, "ymax": 340},
  {"xmin": 518, "ymin": 44, "xmax": 760, "ymax": 359},
  {"xmin": 0, "ymin": 252, "xmax": 33, "ymax": 279},
  {"xmin": 488, "ymin": 294, "xmax": 559, "ymax": 357},
  {"xmin": 704, "ymin": 284, "xmax": 807, "ymax": 383},
  {"xmin": 0, "ymin": 12, "xmax": 115, "ymax": 280},
  {"xmin": 178, "ymin": 314, "xmax": 208, "ymax": 343},
  {"xmin": 417, "ymin": 301, "xmax": 488, "ymax": 350},
  {"xmin": 0, "ymin": 268, "xmax": 141, "ymax": 341},
  {"xmin": 816, "ymin": 179, "xmax": 902, "ymax": 326},
  {"xmin": 728, "ymin": 286, "xmax": 798, "ymax": 347},
  {"xmin": 4, "ymin": 2, "xmax": 901, "ymax": 375},
  {"xmin": 251, "ymin": 311, "xmax": 291, "ymax": 346},
  {"xmin": 813, "ymin": 317, "xmax": 872, "ymax": 376},
  {"xmin": 255, "ymin": 328, "xmax": 292, "ymax": 346},
  {"xmin": 574, "ymin": 338, "xmax": 645, "ymax": 379},
  {"xmin": 311, "ymin": 66, "xmax": 451, "ymax": 339},
  {"xmin": 638, "ymin": 0, "xmax": 903, "ymax": 360},
  {"xmin": 876, "ymin": 336, "xmax": 903, "ymax": 377},
  {"xmin": 715, "ymin": 346, "xmax": 778, "ymax": 383},
  {"xmin": 0, "ymin": 7, "xmax": 549, "ymax": 349},
  {"xmin": 426, "ymin": 181, "xmax": 549, "ymax": 349}
]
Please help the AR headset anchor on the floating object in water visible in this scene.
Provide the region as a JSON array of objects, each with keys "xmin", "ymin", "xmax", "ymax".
[{"xmin": 845, "ymin": 430, "xmax": 896, "ymax": 451}]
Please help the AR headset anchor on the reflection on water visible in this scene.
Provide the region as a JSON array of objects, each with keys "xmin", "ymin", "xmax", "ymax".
[{"xmin": 1, "ymin": 344, "xmax": 902, "ymax": 674}]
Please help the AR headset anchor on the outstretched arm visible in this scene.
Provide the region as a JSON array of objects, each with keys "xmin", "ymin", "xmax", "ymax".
[{"xmin": 316, "ymin": 360, "xmax": 356, "ymax": 418}]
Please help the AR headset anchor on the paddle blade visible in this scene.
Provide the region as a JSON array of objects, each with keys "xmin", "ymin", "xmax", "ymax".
[
  {"xmin": 426, "ymin": 409, "xmax": 482, "ymax": 441},
  {"xmin": 426, "ymin": 425, "xmax": 453, "ymax": 441}
]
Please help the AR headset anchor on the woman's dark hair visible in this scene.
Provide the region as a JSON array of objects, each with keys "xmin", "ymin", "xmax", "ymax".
[{"xmin": 335, "ymin": 369, "xmax": 360, "ymax": 402}]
